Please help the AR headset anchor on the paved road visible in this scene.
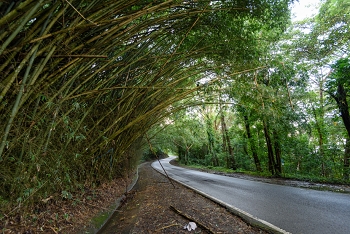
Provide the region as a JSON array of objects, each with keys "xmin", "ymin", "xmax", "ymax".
[{"xmin": 152, "ymin": 157, "xmax": 350, "ymax": 234}]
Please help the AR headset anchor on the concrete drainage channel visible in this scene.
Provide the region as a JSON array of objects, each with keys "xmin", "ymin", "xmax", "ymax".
[
  {"xmin": 83, "ymin": 165, "xmax": 140, "ymax": 234},
  {"xmin": 152, "ymin": 165, "xmax": 291, "ymax": 234}
]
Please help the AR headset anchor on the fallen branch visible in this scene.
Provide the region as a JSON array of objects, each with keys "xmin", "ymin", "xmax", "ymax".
[
  {"xmin": 146, "ymin": 134, "xmax": 176, "ymax": 188},
  {"xmin": 64, "ymin": 0, "xmax": 98, "ymax": 26},
  {"xmin": 155, "ymin": 223, "xmax": 181, "ymax": 231},
  {"xmin": 50, "ymin": 55, "xmax": 108, "ymax": 58},
  {"xmin": 49, "ymin": 226, "xmax": 58, "ymax": 234},
  {"xmin": 170, "ymin": 205, "xmax": 214, "ymax": 234}
]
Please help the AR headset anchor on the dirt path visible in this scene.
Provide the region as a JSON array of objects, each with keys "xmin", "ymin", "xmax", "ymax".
[{"xmin": 99, "ymin": 162, "xmax": 267, "ymax": 234}]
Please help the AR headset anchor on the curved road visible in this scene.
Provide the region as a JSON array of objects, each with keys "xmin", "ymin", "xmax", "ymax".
[{"xmin": 152, "ymin": 157, "xmax": 350, "ymax": 234}]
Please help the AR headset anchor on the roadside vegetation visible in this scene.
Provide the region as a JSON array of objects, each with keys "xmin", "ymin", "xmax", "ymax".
[{"xmin": 147, "ymin": 0, "xmax": 350, "ymax": 185}]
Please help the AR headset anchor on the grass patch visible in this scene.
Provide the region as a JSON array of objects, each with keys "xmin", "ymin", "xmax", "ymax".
[{"xmin": 283, "ymin": 173, "xmax": 349, "ymax": 185}]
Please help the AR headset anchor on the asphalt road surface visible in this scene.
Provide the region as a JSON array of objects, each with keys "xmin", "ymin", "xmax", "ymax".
[{"xmin": 152, "ymin": 156, "xmax": 350, "ymax": 234}]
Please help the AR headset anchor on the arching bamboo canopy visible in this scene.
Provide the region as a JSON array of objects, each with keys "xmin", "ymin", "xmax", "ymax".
[{"xmin": 0, "ymin": 0, "xmax": 292, "ymax": 205}]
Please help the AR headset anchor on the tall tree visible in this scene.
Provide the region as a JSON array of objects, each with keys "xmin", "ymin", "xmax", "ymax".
[
  {"xmin": 237, "ymin": 106, "xmax": 262, "ymax": 171},
  {"xmin": 220, "ymin": 107, "xmax": 237, "ymax": 169},
  {"xmin": 326, "ymin": 58, "xmax": 350, "ymax": 179}
]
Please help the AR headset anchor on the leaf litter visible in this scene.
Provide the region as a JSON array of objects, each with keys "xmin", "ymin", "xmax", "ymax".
[{"xmin": 100, "ymin": 162, "xmax": 268, "ymax": 233}]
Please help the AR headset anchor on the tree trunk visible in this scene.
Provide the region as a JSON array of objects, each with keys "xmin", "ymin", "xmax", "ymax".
[
  {"xmin": 243, "ymin": 115, "xmax": 262, "ymax": 171},
  {"xmin": 336, "ymin": 84, "xmax": 350, "ymax": 137},
  {"xmin": 206, "ymin": 118, "xmax": 218, "ymax": 167},
  {"xmin": 319, "ymin": 80, "xmax": 326, "ymax": 176},
  {"xmin": 221, "ymin": 115, "xmax": 227, "ymax": 153},
  {"xmin": 221, "ymin": 112, "xmax": 236, "ymax": 169},
  {"xmin": 177, "ymin": 146, "xmax": 186, "ymax": 164},
  {"xmin": 226, "ymin": 137, "xmax": 235, "ymax": 169},
  {"xmin": 334, "ymin": 84, "xmax": 350, "ymax": 179},
  {"xmin": 311, "ymin": 107, "xmax": 326, "ymax": 176},
  {"xmin": 263, "ymin": 120, "xmax": 275, "ymax": 175},
  {"xmin": 273, "ymin": 130, "xmax": 282, "ymax": 175},
  {"xmin": 344, "ymin": 139, "xmax": 350, "ymax": 180}
]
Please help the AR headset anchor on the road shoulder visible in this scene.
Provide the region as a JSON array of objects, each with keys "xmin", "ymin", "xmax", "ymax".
[{"xmin": 100, "ymin": 162, "xmax": 267, "ymax": 233}]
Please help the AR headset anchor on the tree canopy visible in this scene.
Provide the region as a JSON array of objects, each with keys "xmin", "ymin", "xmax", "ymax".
[
  {"xmin": 0, "ymin": 0, "xmax": 294, "ymax": 212},
  {"xmin": 148, "ymin": 0, "xmax": 350, "ymax": 183}
]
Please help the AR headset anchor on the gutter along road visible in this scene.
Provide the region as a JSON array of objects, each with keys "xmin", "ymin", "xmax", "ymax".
[{"xmin": 152, "ymin": 156, "xmax": 350, "ymax": 234}]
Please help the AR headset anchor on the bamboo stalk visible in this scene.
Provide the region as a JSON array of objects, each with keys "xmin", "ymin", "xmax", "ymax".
[
  {"xmin": 0, "ymin": 0, "xmax": 43, "ymax": 55},
  {"xmin": 64, "ymin": 0, "xmax": 98, "ymax": 25},
  {"xmin": 0, "ymin": 42, "xmax": 41, "ymax": 160},
  {"xmin": 0, "ymin": 0, "xmax": 37, "ymax": 28},
  {"xmin": 19, "ymin": 46, "xmax": 57, "ymax": 109},
  {"xmin": 0, "ymin": 44, "xmax": 37, "ymax": 105}
]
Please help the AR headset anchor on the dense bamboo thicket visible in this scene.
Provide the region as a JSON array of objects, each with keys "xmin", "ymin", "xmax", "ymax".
[{"xmin": 0, "ymin": 0, "xmax": 291, "ymax": 211}]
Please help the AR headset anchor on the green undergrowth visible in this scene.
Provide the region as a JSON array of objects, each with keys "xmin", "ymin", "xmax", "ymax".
[
  {"xmin": 282, "ymin": 173, "xmax": 349, "ymax": 185},
  {"xmin": 177, "ymin": 161, "xmax": 349, "ymax": 185},
  {"xmin": 142, "ymin": 148, "xmax": 168, "ymax": 162}
]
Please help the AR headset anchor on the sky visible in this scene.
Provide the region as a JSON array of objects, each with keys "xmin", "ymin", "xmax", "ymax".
[{"xmin": 291, "ymin": 0, "xmax": 322, "ymax": 21}]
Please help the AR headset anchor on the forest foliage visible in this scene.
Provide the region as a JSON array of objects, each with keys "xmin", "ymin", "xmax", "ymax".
[
  {"xmin": 148, "ymin": 0, "xmax": 350, "ymax": 182},
  {"xmin": 0, "ymin": 0, "xmax": 349, "ymax": 216}
]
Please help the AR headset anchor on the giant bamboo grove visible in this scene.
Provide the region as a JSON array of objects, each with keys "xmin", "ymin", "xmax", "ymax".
[{"xmin": 0, "ymin": 0, "xmax": 293, "ymax": 211}]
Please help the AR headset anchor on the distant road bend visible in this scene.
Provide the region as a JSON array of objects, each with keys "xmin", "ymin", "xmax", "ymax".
[{"xmin": 152, "ymin": 156, "xmax": 350, "ymax": 234}]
